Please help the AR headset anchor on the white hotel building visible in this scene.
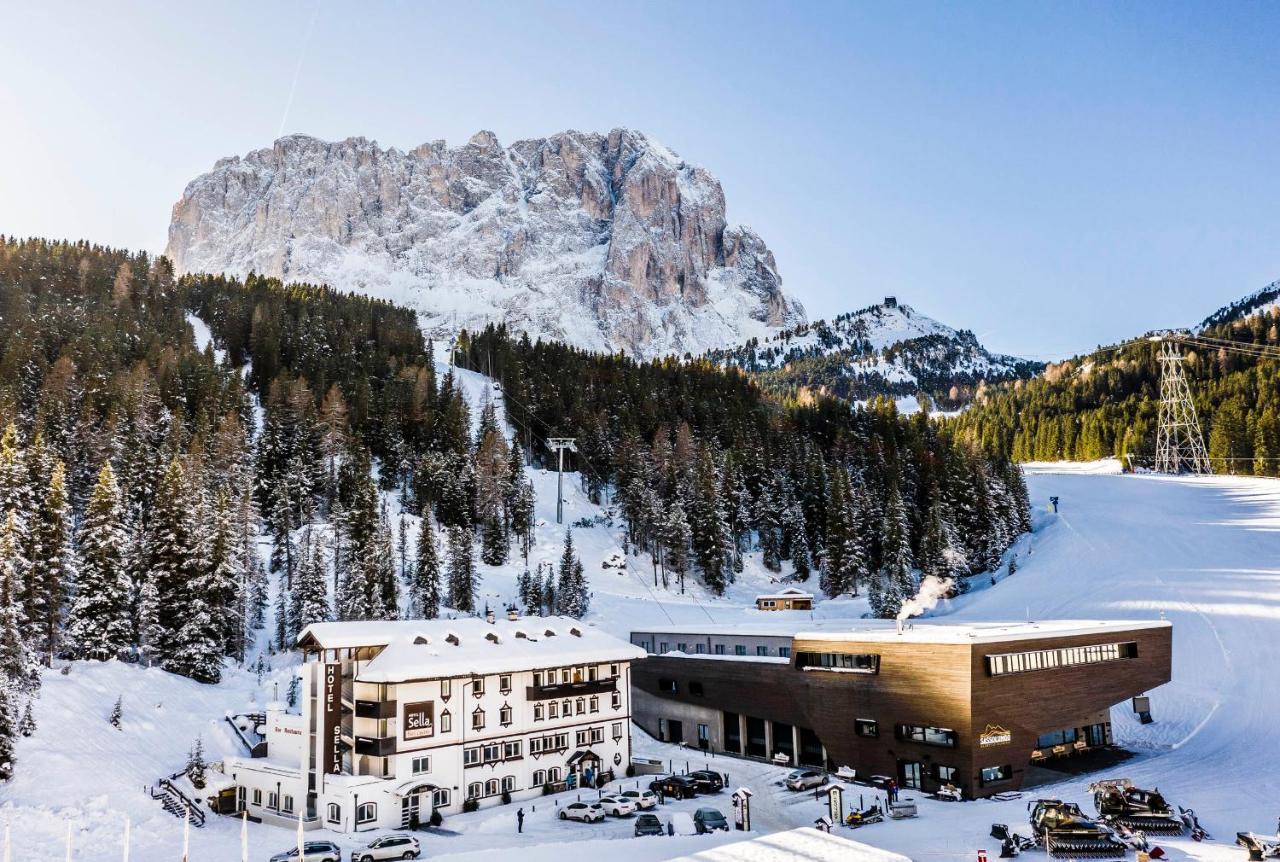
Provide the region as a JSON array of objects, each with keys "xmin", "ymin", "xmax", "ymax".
[{"xmin": 222, "ymin": 616, "xmax": 646, "ymax": 833}]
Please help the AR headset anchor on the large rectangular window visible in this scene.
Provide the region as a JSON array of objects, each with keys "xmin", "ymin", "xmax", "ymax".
[
  {"xmin": 987, "ymin": 642, "xmax": 1139, "ymax": 676},
  {"xmin": 795, "ymin": 652, "xmax": 880, "ymax": 673},
  {"xmin": 896, "ymin": 724, "xmax": 957, "ymax": 747},
  {"xmin": 723, "ymin": 712, "xmax": 742, "ymax": 754},
  {"xmin": 1035, "ymin": 728, "xmax": 1078, "ymax": 749},
  {"xmin": 980, "ymin": 764, "xmax": 1012, "ymax": 785},
  {"xmin": 855, "ymin": 718, "xmax": 878, "ymax": 738}
]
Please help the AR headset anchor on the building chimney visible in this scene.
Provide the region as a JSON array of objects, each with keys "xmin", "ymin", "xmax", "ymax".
[{"xmin": 485, "ymin": 605, "xmax": 495, "ymax": 625}]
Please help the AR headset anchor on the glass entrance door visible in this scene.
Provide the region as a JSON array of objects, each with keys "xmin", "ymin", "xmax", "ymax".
[{"xmin": 898, "ymin": 760, "xmax": 923, "ymax": 790}]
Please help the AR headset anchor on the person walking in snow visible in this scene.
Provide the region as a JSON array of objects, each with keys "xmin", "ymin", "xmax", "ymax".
[{"xmin": 517, "ymin": 808, "xmax": 525, "ymax": 833}]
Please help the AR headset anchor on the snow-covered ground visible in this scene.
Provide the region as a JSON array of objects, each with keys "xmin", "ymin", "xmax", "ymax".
[{"xmin": 7, "ymin": 354, "xmax": 1280, "ymax": 862}]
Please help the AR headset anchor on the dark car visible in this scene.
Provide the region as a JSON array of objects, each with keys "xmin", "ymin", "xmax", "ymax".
[
  {"xmin": 688, "ymin": 770, "xmax": 724, "ymax": 793},
  {"xmin": 693, "ymin": 807, "xmax": 729, "ymax": 834},
  {"xmin": 634, "ymin": 813, "xmax": 666, "ymax": 836},
  {"xmin": 649, "ymin": 774, "xmax": 699, "ymax": 799}
]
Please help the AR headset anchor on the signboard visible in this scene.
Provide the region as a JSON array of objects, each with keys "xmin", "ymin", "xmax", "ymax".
[
  {"xmin": 404, "ymin": 701, "xmax": 436, "ymax": 740},
  {"xmin": 978, "ymin": 724, "xmax": 1012, "ymax": 747},
  {"xmin": 827, "ymin": 785, "xmax": 843, "ymax": 824},
  {"xmin": 323, "ymin": 663, "xmax": 342, "ymax": 774}
]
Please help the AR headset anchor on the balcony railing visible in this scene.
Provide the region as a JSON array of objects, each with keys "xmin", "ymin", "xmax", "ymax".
[
  {"xmin": 354, "ymin": 699, "xmax": 397, "ymax": 719},
  {"xmin": 354, "ymin": 735, "xmax": 398, "ymax": 757},
  {"xmin": 526, "ymin": 677, "xmax": 617, "ymax": 701}
]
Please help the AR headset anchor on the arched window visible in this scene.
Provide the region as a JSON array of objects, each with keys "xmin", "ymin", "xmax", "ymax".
[
  {"xmin": 533, "ymin": 769, "xmax": 546, "ymax": 786},
  {"xmin": 500, "ymin": 704, "xmax": 512, "ymax": 725},
  {"xmin": 502, "ymin": 775, "xmax": 516, "ymax": 793},
  {"xmin": 485, "ymin": 778, "xmax": 499, "ymax": 797},
  {"xmin": 472, "ymin": 706, "xmax": 485, "ymax": 730},
  {"xmin": 326, "ymin": 803, "xmax": 341, "ymax": 824},
  {"xmin": 432, "ymin": 788, "xmax": 451, "ymax": 808},
  {"xmin": 357, "ymin": 802, "xmax": 377, "ymax": 824},
  {"xmin": 575, "ymin": 697, "xmax": 585, "ymax": 715},
  {"xmin": 548, "ymin": 767, "xmax": 561, "ymax": 782},
  {"xmin": 467, "ymin": 782, "xmax": 482, "ymax": 800},
  {"xmin": 439, "ymin": 709, "xmax": 452, "ymax": 733}
]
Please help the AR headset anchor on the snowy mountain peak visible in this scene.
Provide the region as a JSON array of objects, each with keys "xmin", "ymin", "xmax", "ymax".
[
  {"xmin": 165, "ymin": 129, "xmax": 805, "ymax": 359},
  {"xmin": 1197, "ymin": 278, "xmax": 1280, "ymax": 331},
  {"xmin": 706, "ymin": 297, "xmax": 1042, "ymax": 407}
]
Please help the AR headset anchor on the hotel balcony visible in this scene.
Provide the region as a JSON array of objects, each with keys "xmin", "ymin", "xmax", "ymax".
[
  {"xmin": 354, "ymin": 699, "xmax": 398, "ymax": 719},
  {"xmin": 526, "ymin": 677, "xmax": 617, "ymax": 701},
  {"xmin": 354, "ymin": 735, "xmax": 398, "ymax": 757}
]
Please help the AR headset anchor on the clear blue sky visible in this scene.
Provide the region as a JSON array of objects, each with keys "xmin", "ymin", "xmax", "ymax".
[{"xmin": 3, "ymin": 1, "xmax": 1279, "ymax": 359}]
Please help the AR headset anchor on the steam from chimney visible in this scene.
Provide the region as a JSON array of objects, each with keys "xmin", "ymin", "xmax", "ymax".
[{"xmin": 896, "ymin": 575, "xmax": 954, "ymax": 623}]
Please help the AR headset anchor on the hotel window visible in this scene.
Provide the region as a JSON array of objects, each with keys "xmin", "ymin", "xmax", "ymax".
[
  {"xmin": 533, "ymin": 769, "xmax": 546, "ymax": 786},
  {"xmin": 779, "ymin": 647, "xmax": 791, "ymax": 658},
  {"xmin": 499, "ymin": 674, "xmax": 512, "ymax": 694},
  {"xmin": 485, "ymin": 778, "xmax": 499, "ymax": 796},
  {"xmin": 483, "ymin": 743, "xmax": 501, "ymax": 762},
  {"xmin": 562, "ymin": 699, "xmax": 572, "ymax": 715},
  {"xmin": 548, "ymin": 767, "xmax": 562, "ymax": 782},
  {"xmin": 412, "ymin": 755, "xmax": 431, "ymax": 775},
  {"xmin": 756, "ymin": 646, "xmax": 769, "ymax": 656},
  {"xmin": 252, "ymin": 789, "xmax": 262, "ymax": 805},
  {"xmin": 659, "ymin": 642, "xmax": 669, "ymax": 653},
  {"xmin": 795, "ymin": 652, "xmax": 880, "ymax": 673},
  {"xmin": 980, "ymin": 764, "xmax": 1012, "ymax": 785},
  {"xmin": 854, "ymin": 718, "xmax": 878, "ymax": 738},
  {"xmin": 357, "ymin": 802, "xmax": 377, "ymax": 824},
  {"xmin": 933, "ymin": 764, "xmax": 957, "ymax": 782},
  {"xmin": 734, "ymin": 645, "xmax": 747, "ymax": 656},
  {"xmin": 473, "ymin": 677, "xmax": 485, "ymax": 696},
  {"xmin": 677, "ymin": 642, "xmax": 688, "ymax": 653},
  {"xmin": 987, "ymin": 641, "xmax": 1139, "ymax": 676},
  {"xmin": 576, "ymin": 729, "xmax": 589, "ymax": 746},
  {"xmin": 611, "ymin": 691, "xmax": 622, "ymax": 709},
  {"xmin": 589, "ymin": 696, "xmax": 599, "ymax": 713},
  {"xmin": 1036, "ymin": 728, "xmax": 1078, "ymax": 749},
  {"xmin": 502, "ymin": 775, "xmax": 516, "ymax": 793},
  {"xmin": 590, "ymin": 726, "xmax": 604, "ymax": 744},
  {"xmin": 575, "ymin": 697, "xmax": 585, "ymax": 715},
  {"xmin": 714, "ymin": 644, "xmax": 725, "ymax": 655},
  {"xmin": 504, "ymin": 740, "xmax": 522, "ymax": 758},
  {"xmin": 588, "ymin": 666, "xmax": 598, "ymax": 682},
  {"xmin": 472, "ymin": 707, "xmax": 486, "ymax": 730},
  {"xmin": 695, "ymin": 643, "xmax": 706, "ymax": 654},
  {"xmin": 658, "ymin": 678, "xmax": 678, "ymax": 693},
  {"xmin": 467, "ymin": 783, "xmax": 482, "ymax": 800},
  {"xmin": 549, "ymin": 701, "xmax": 559, "ymax": 719},
  {"xmin": 281, "ymin": 795, "xmax": 294, "ymax": 814},
  {"xmin": 534, "ymin": 704, "xmax": 544, "ymax": 721},
  {"xmin": 895, "ymin": 724, "xmax": 957, "ymax": 747},
  {"xmin": 500, "ymin": 704, "xmax": 513, "ymax": 726},
  {"xmin": 267, "ymin": 792, "xmax": 278, "ymax": 810},
  {"xmin": 326, "ymin": 803, "xmax": 341, "ymax": 824},
  {"xmin": 612, "ymin": 722, "xmax": 624, "ymax": 741},
  {"xmin": 610, "ymin": 663, "xmax": 619, "ymax": 677},
  {"xmin": 441, "ymin": 679, "xmax": 452, "ymax": 700},
  {"xmin": 440, "ymin": 710, "xmax": 452, "ymax": 733},
  {"xmin": 464, "ymin": 747, "xmax": 481, "ymax": 766},
  {"xmin": 432, "ymin": 789, "xmax": 451, "ymax": 808}
]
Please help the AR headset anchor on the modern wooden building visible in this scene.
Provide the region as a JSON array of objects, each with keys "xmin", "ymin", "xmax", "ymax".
[
  {"xmin": 629, "ymin": 619, "xmax": 1171, "ymax": 799},
  {"xmin": 754, "ymin": 588, "xmax": 815, "ymax": 612}
]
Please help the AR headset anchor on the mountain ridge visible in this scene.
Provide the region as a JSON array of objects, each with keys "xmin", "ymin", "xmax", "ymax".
[{"xmin": 166, "ymin": 129, "xmax": 805, "ymax": 360}]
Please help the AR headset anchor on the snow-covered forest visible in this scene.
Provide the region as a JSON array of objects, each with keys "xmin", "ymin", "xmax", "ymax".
[{"xmin": 0, "ymin": 236, "xmax": 1029, "ymax": 783}]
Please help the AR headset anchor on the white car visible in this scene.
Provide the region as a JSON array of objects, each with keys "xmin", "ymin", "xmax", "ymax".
[
  {"xmin": 559, "ymin": 801, "xmax": 606, "ymax": 823},
  {"xmin": 598, "ymin": 795, "xmax": 636, "ymax": 817},
  {"xmin": 784, "ymin": 768, "xmax": 828, "ymax": 791},
  {"xmin": 352, "ymin": 834, "xmax": 421, "ymax": 861},
  {"xmin": 621, "ymin": 789, "xmax": 658, "ymax": 810},
  {"xmin": 268, "ymin": 842, "xmax": 341, "ymax": 862},
  {"xmin": 670, "ymin": 811, "xmax": 697, "ymax": 836}
]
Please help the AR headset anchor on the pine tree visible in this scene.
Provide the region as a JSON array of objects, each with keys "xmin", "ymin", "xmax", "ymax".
[
  {"xmin": 186, "ymin": 736, "xmax": 207, "ymax": 788},
  {"xmin": 555, "ymin": 530, "xmax": 590, "ymax": 618},
  {"xmin": 18, "ymin": 700, "xmax": 34, "ymax": 737},
  {"xmin": 143, "ymin": 458, "xmax": 197, "ymax": 665},
  {"xmin": 661, "ymin": 500, "xmax": 691, "ymax": 591},
  {"xmin": 29, "ymin": 461, "xmax": 72, "ymax": 662},
  {"xmin": 0, "ymin": 683, "xmax": 15, "ymax": 781},
  {"xmin": 291, "ymin": 526, "xmax": 331, "ymax": 633},
  {"xmin": 413, "ymin": 518, "xmax": 442, "ymax": 619},
  {"xmin": 687, "ymin": 448, "xmax": 731, "ymax": 594},
  {"xmin": 109, "ymin": 695, "xmax": 123, "ymax": 729},
  {"xmin": 0, "ymin": 512, "xmax": 38, "ymax": 694},
  {"xmin": 66, "ymin": 463, "xmax": 132, "ymax": 659},
  {"xmin": 446, "ymin": 525, "xmax": 476, "ymax": 612},
  {"xmin": 205, "ymin": 492, "xmax": 245, "ymax": 657},
  {"xmin": 871, "ymin": 481, "xmax": 916, "ymax": 619}
]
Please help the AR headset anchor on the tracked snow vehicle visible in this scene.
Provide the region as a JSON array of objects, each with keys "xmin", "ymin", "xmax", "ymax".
[
  {"xmin": 1030, "ymin": 799, "xmax": 1129, "ymax": 858},
  {"xmin": 1090, "ymin": 779, "xmax": 1184, "ymax": 835}
]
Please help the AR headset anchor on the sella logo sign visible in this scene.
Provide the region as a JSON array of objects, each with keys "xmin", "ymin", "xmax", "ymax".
[
  {"xmin": 404, "ymin": 701, "xmax": 435, "ymax": 740},
  {"xmin": 979, "ymin": 724, "xmax": 1012, "ymax": 747}
]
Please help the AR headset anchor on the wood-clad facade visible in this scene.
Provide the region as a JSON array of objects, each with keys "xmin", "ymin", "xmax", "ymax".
[{"xmin": 630, "ymin": 622, "xmax": 1171, "ymax": 799}]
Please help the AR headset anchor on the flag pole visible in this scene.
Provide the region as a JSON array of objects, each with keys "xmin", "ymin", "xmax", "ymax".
[
  {"xmin": 182, "ymin": 804, "xmax": 190, "ymax": 862},
  {"xmin": 64, "ymin": 822, "xmax": 72, "ymax": 862},
  {"xmin": 122, "ymin": 816, "xmax": 130, "ymax": 862},
  {"xmin": 241, "ymin": 809, "xmax": 248, "ymax": 862},
  {"xmin": 297, "ymin": 807, "xmax": 306, "ymax": 861},
  {"xmin": 3, "ymin": 821, "xmax": 10, "ymax": 862}
]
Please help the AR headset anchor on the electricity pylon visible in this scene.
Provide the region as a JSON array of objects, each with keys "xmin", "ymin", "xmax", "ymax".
[
  {"xmin": 1154, "ymin": 339, "xmax": 1211, "ymax": 474},
  {"xmin": 547, "ymin": 438, "xmax": 577, "ymax": 523}
]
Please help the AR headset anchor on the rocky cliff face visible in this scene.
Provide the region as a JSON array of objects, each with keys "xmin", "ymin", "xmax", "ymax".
[{"xmin": 166, "ymin": 129, "xmax": 805, "ymax": 358}]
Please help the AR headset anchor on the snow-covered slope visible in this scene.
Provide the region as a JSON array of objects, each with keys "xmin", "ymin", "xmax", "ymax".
[
  {"xmin": 1197, "ymin": 278, "xmax": 1280, "ymax": 330},
  {"xmin": 165, "ymin": 130, "xmax": 805, "ymax": 360},
  {"xmin": 706, "ymin": 298, "xmax": 1042, "ymax": 407}
]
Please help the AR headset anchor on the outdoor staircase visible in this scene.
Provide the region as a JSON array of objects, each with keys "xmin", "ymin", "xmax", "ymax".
[{"xmin": 148, "ymin": 773, "xmax": 206, "ymax": 828}]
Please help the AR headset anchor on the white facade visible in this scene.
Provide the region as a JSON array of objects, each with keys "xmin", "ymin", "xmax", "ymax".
[{"xmin": 223, "ymin": 616, "xmax": 645, "ymax": 834}]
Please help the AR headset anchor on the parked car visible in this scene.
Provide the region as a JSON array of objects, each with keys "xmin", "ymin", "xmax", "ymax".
[
  {"xmin": 352, "ymin": 834, "xmax": 421, "ymax": 861},
  {"xmin": 784, "ymin": 768, "xmax": 828, "ymax": 791},
  {"xmin": 559, "ymin": 801, "xmax": 606, "ymax": 823},
  {"xmin": 621, "ymin": 789, "xmax": 659, "ymax": 810},
  {"xmin": 598, "ymin": 795, "xmax": 636, "ymax": 817},
  {"xmin": 670, "ymin": 811, "xmax": 697, "ymax": 836},
  {"xmin": 693, "ymin": 807, "xmax": 729, "ymax": 834},
  {"xmin": 268, "ymin": 842, "xmax": 341, "ymax": 862},
  {"xmin": 688, "ymin": 770, "xmax": 724, "ymax": 793},
  {"xmin": 634, "ymin": 813, "xmax": 666, "ymax": 836},
  {"xmin": 649, "ymin": 774, "xmax": 699, "ymax": 799}
]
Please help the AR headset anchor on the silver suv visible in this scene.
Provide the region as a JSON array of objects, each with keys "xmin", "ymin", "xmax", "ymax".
[{"xmin": 352, "ymin": 834, "xmax": 421, "ymax": 861}]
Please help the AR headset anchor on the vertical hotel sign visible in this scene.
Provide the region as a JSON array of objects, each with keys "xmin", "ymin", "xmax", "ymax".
[{"xmin": 324, "ymin": 663, "xmax": 342, "ymax": 774}]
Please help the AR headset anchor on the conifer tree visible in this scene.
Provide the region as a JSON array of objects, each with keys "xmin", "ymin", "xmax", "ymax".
[
  {"xmin": 0, "ymin": 683, "xmax": 15, "ymax": 781},
  {"xmin": 109, "ymin": 695, "xmax": 123, "ymax": 729},
  {"xmin": 0, "ymin": 512, "xmax": 37, "ymax": 694},
  {"xmin": 687, "ymin": 448, "xmax": 731, "ymax": 594},
  {"xmin": 18, "ymin": 701, "xmax": 34, "ymax": 737},
  {"xmin": 290, "ymin": 526, "xmax": 331, "ymax": 633},
  {"xmin": 446, "ymin": 525, "xmax": 476, "ymax": 612},
  {"xmin": 871, "ymin": 481, "xmax": 916, "ymax": 619},
  {"xmin": 28, "ymin": 461, "xmax": 72, "ymax": 663},
  {"xmin": 67, "ymin": 463, "xmax": 132, "ymax": 659},
  {"xmin": 413, "ymin": 519, "xmax": 442, "ymax": 619},
  {"xmin": 555, "ymin": 530, "xmax": 590, "ymax": 618}
]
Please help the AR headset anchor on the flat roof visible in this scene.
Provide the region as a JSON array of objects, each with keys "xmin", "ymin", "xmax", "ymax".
[
  {"xmin": 663, "ymin": 826, "xmax": 911, "ymax": 862},
  {"xmin": 633, "ymin": 618, "xmax": 1170, "ymax": 646},
  {"xmin": 298, "ymin": 617, "xmax": 646, "ymax": 683}
]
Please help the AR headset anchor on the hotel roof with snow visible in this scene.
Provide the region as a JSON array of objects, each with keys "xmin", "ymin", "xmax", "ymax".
[
  {"xmin": 297, "ymin": 616, "xmax": 646, "ymax": 682},
  {"xmin": 632, "ymin": 618, "xmax": 1170, "ymax": 646}
]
